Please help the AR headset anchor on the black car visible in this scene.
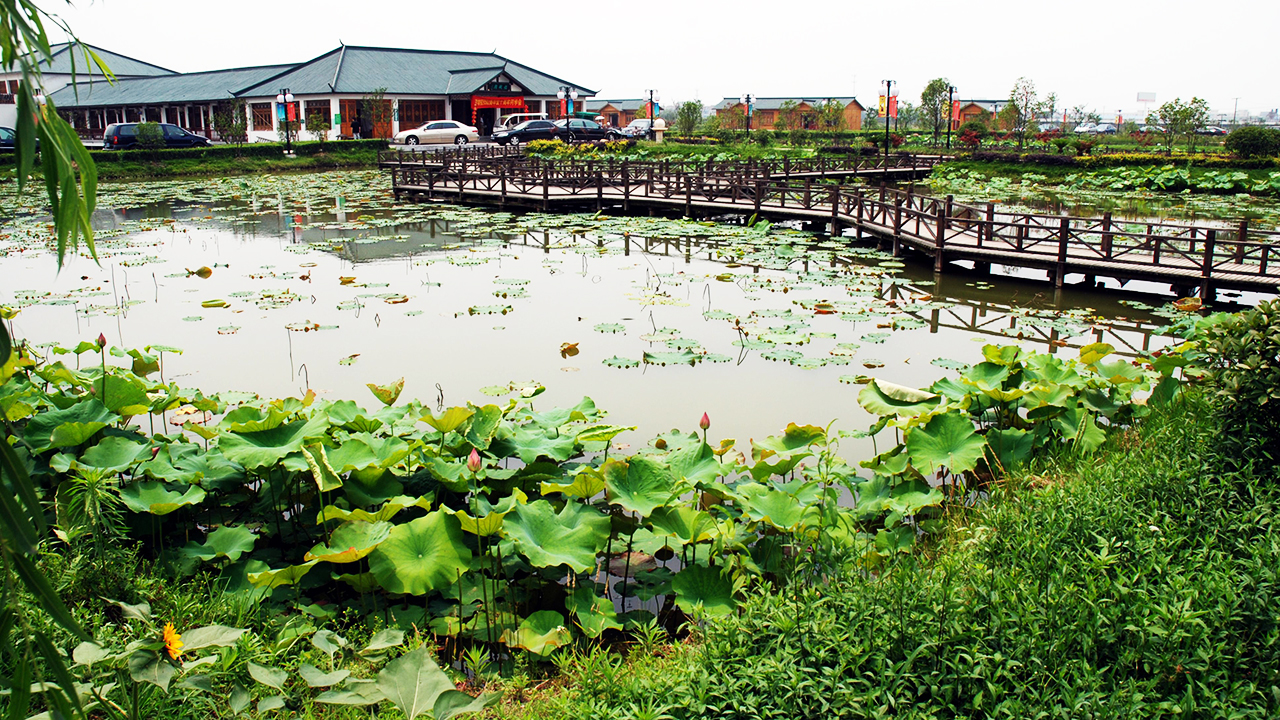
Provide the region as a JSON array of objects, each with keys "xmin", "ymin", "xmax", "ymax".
[
  {"xmin": 555, "ymin": 118, "xmax": 624, "ymax": 143},
  {"xmin": 492, "ymin": 119, "xmax": 561, "ymax": 146},
  {"xmin": 0, "ymin": 125, "xmax": 38, "ymax": 152},
  {"xmin": 103, "ymin": 122, "xmax": 212, "ymax": 150}
]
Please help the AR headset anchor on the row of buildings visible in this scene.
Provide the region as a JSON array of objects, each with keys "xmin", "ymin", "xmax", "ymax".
[{"xmin": 2, "ymin": 42, "xmax": 879, "ymax": 141}]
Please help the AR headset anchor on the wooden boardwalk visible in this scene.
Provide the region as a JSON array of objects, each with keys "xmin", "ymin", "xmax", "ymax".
[{"xmin": 385, "ymin": 150, "xmax": 1280, "ymax": 297}]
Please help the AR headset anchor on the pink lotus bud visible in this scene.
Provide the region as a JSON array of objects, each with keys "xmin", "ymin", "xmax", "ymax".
[
  {"xmin": 699, "ymin": 413, "xmax": 710, "ymax": 431},
  {"xmin": 96, "ymin": 333, "xmax": 107, "ymax": 349},
  {"xmin": 467, "ymin": 448, "xmax": 481, "ymax": 473}
]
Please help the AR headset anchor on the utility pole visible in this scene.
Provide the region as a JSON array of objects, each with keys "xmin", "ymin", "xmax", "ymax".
[
  {"xmin": 946, "ymin": 84, "xmax": 955, "ymax": 149},
  {"xmin": 1233, "ymin": 97, "xmax": 1240, "ymax": 128},
  {"xmin": 882, "ymin": 79, "xmax": 894, "ymax": 164}
]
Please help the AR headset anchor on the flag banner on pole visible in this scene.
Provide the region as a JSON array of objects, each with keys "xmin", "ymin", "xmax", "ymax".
[
  {"xmin": 888, "ymin": 96, "xmax": 898, "ymax": 119},
  {"xmin": 878, "ymin": 95, "xmax": 886, "ymax": 116},
  {"xmin": 951, "ymin": 100, "xmax": 961, "ymax": 122}
]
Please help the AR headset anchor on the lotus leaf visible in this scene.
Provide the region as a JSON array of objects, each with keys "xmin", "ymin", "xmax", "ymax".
[
  {"xmin": 76, "ymin": 436, "xmax": 148, "ymax": 473},
  {"xmin": 303, "ymin": 442, "xmax": 343, "ymax": 493},
  {"xmin": 220, "ymin": 405, "xmax": 289, "ymax": 433},
  {"xmin": 367, "ymin": 378, "xmax": 405, "ymax": 406},
  {"xmin": 1078, "ymin": 342, "xmax": 1115, "ymax": 366},
  {"xmin": 422, "ymin": 406, "xmax": 475, "ymax": 434},
  {"xmin": 643, "ymin": 350, "xmax": 697, "ymax": 366},
  {"xmin": 671, "ymin": 564, "xmax": 735, "ymax": 617},
  {"xmin": 647, "ymin": 506, "xmax": 717, "ymax": 545},
  {"xmin": 181, "ymin": 525, "xmax": 257, "ymax": 562},
  {"xmin": 451, "ymin": 488, "xmax": 527, "ymax": 536},
  {"xmin": 504, "ymin": 499, "xmax": 608, "ymax": 574},
  {"xmin": 737, "ymin": 484, "xmax": 809, "ymax": 530},
  {"xmin": 217, "ymin": 411, "xmax": 331, "ymax": 470},
  {"xmin": 120, "ymin": 481, "xmax": 206, "ymax": 515},
  {"xmin": 248, "ymin": 561, "xmax": 320, "ymax": 589},
  {"xmin": 23, "ymin": 399, "xmax": 117, "ymax": 452},
  {"xmin": 343, "ymin": 469, "xmax": 406, "ymax": 507},
  {"xmin": 1092, "ymin": 359, "xmax": 1145, "ymax": 385},
  {"xmin": 306, "ymin": 520, "xmax": 392, "ymax": 563},
  {"xmin": 501, "ymin": 611, "xmax": 573, "ymax": 656},
  {"xmin": 464, "ymin": 404, "xmax": 503, "ymax": 450},
  {"xmin": 540, "ymin": 469, "xmax": 605, "ymax": 499},
  {"xmin": 565, "ymin": 587, "xmax": 623, "ymax": 638},
  {"xmin": 576, "ymin": 424, "xmax": 635, "ymax": 444},
  {"xmin": 369, "ymin": 511, "xmax": 472, "ymax": 596},
  {"xmin": 986, "ymin": 427, "xmax": 1035, "ymax": 471},
  {"xmin": 317, "ymin": 495, "xmax": 430, "ymax": 525},
  {"xmin": 666, "ymin": 441, "xmax": 733, "ymax": 486},
  {"xmin": 906, "ymin": 411, "xmax": 987, "ymax": 475},
  {"xmin": 510, "ymin": 424, "xmax": 577, "ymax": 464},
  {"xmin": 875, "ymin": 526, "xmax": 916, "ymax": 554},
  {"xmin": 604, "ymin": 457, "xmax": 677, "ymax": 516},
  {"xmin": 857, "ymin": 379, "xmax": 941, "ymax": 417},
  {"xmin": 748, "ymin": 423, "xmax": 825, "ymax": 480}
]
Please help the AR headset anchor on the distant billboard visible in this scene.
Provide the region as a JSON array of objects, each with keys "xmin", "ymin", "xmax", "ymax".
[{"xmin": 1137, "ymin": 92, "xmax": 1157, "ymax": 102}]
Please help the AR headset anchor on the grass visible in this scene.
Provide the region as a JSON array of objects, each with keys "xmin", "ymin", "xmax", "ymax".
[
  {"xmin": 87, "ymin": 146, "xmax": 382, "ymax": 181},
  {"xmin": 496, "ymin": 390, "xmax": 1280, "ymax": 719}
]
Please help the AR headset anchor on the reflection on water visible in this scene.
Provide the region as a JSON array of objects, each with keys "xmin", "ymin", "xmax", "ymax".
[{"xmin": 2, "ymin": 173, "xmax": 1203, "ymax": 460}]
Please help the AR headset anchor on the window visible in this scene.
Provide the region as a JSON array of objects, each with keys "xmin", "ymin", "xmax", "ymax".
[
  {"xmin": 426, "ymin": 121, "xmax": 452, "ymax": 130},
  {"xmin": 398, "ymin": 99, "xmax": 445, "ymax": 127},
  {"xmin": 163, "ymin": 124, "xmax": 187, "ymax": 138},
  {"xmin": 251, "ymin": 102, "xmax": 272, "ymax": 131},
  {"xmin": 304, "ymin": 100, "xmax": 330, "ymax": 127},
  {"xmin": 0, "ymin": 127, "xmax": 14, "ymax": 141}
]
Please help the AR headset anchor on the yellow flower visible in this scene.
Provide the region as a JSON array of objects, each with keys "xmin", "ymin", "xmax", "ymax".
[{"xmin": 162, "ymin": 622, "xmax": 184, "ymax": 660}]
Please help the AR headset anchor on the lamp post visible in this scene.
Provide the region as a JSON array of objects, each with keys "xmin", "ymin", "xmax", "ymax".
[
  {"xmin": 556, "ymin": 86, "xmax": 578, "ymax": 140},
  {"xmin": 646, "ymin": 89, "xmax": 661, "ymax": 140},
  {"xmin": 882, "ymin": 80, "xmax": 895, "ymax": 163},
  {"xmin": 275, "ymin": 88, "xmax": 295, "ymax": 154},
  {"xmin": 946, "ymin": 84, "xmax": 956, "ymax": 149},
  {"xmin": 739, "ymin": 93, "xmax": 755, "ymax": 135}
]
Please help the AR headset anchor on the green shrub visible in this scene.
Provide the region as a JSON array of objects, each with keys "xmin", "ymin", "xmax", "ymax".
[
  {"xmin": 957, "ymin": 120, "xmax": 989, "ymax": 141},
  {"xmin": 135, "ymin": 122, "xmax": 164, "ymax": 151},
  {"xmin": 1195, "ymin": 299, "xmax": 1280, "ymax": 446},
  {"xmin": 1224, "ymin": 125, "xmax": 1280, "ymax": 158}
]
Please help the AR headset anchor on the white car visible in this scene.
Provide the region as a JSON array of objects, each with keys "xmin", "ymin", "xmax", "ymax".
[
  {"xmin": 495, "ymin": 113, "xmax": 548, "ymax": 133},
  {"xmin": 1073, "ymin": 123, "xmax": 1098, "ymax": 134},
  {"xmin": 394, "ymin": 120, "xmax": 478, "ymax": 146}
]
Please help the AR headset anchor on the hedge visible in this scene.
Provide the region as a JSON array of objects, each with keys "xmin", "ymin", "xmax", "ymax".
[
  {"xmin": 0, "ymin": 138, "xmax": 389, "ymax": 166},
  {"xmin": 960, "ymin": 150, "xmax": 1277, "ymax": 170}
]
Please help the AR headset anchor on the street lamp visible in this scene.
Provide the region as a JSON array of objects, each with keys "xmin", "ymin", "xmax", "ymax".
[
  {"xmin": 882, "ymin": 80, "xmax": 895, "ymax": 163},
  {"xmin": 556, "ymin": 86, "xmax": 578, "ymax": 140},
  {"xmin": 275, "ymin": 88, "xmax": 295, "ymax": 154},
  {"xmin": 946, "ymin": 84, "xmax": 956, "ymax": 149},
  {"xmin": 646, "ymin": 89, "xmax": 661, "ymax": 140},
  {"xmin": 739, "ymin": 93, "xmax": 755, "ymax": 134}
]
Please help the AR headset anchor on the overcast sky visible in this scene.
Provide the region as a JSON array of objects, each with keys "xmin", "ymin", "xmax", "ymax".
[{"xmin": 48, "ymin": 0, "xmax": 1278, "ymax": 122}]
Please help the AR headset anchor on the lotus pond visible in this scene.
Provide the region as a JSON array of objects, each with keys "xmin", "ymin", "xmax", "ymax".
[{"xmin": 0, "ymin": 170, "xmax": 1197, "ymax": 450}]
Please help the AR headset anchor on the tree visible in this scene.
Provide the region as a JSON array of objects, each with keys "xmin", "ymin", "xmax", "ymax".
[
  {"xmin": 1150, "ymin": 97, "xmax": 1209, "ymax": 153},
  {"xmin": 719, "ymin": 105, "xmax": 746, "ymax": 130},
  {"xmin": 135, "ymin": 121, "xmax": 164, "ymax": 150},
  {"xmin": 361, "ymin": 87, "xmax": 393, "ymax": 139},
  {"xmin": 1006, "ymin": 77, "xmax": 1038, "ymax": 149},
  {"xmin": 814, "ymin": 100, "xmax": 847, "ymax": 132},
  {"xmin": 307, "ymin": 112, "xmax": 331, "ymax": 143},
  {"xmin": 673, "ymin": 100, "xmax": 702, "ymax": 136},
  {"xmin": 920, "ymin": 78, "xmax": 951, "ymax": 145},
  {"xmin": 773, "ymin": 100, "xmax": 802, "ymax": 132},
  {"xmin": 213, "ymin": 99, "xmax": 248, "ymax": 148},
  {"xmin": 895, "ymin": 101, "xmax": 920, "ymax": 131}
]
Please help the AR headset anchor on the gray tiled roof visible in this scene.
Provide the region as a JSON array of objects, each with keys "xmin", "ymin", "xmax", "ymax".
[
  {"xmin": 34, "ymin": 42, "xmax": 175, "ymax": 78},
  {"xmin": 48, "ymin": 65, "xmax": 294, "ymax": 107},
  {"xmin": 235, "ymin": 45, "xmax": 595, "ymax": 98},
  {"xmin": 585, "ymin": 99, "xmax": 650, "ymax": 112},
  {"xmin": 717, "ymin": 96, "xmax": 862, "ymax": 111}
]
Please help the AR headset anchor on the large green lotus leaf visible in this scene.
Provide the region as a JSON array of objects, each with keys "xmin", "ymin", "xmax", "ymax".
[
  {"xmin": 303, "ymin": 442, "xmax": 343, "ymax": 493},
  {"xmin": 220, "ymin": 405, "xmax": 289, "ymax": 433},
  {"xmin": 375, "ymin": 644, "xmax": 456, "ymax": 720},
  {"xmin": 325, "ymin": 437, "xmax": 379, "ymax": 472},
  {"xmin": 1022, "ymin": 382, "xmax": 1074, "ymax": 410},
  {"xmin": 511, "ymin": 424, "xmax": 577, "ymax": 463},
  {"xmin": 1093, "ymin": 359, "xmax": 1145, "ymax": 385},
  {"xmin": 120, "ymin": 481, "xmax": 206, "ymax": 515},
  {"xmin": 248, "ymin": 560, "xmax": 319, "ymax": 589},
  {"xmin": 540, "ymin": 468, "xmax": 605, "ymax": 499},
  {"xmin": 906, "ymin": 411, "xmax": 986, "ymax": 476},
  {"xmin": 986, "ymin": 427, "xmax": 1035, "ymax": 472},
  {"xmin": 1078, "ymin": 342, "xmax": 1115, "ymax": 366},
  {"xmin": 961, "ymin": 362, "xmax": 1014, "ymax": 392},
  {"xmin": 421, "ymin": 406, "xmax": 474, "ymax": 434},
  {"xmin": 367, "ymin": 377, "xmax": 405, "ymax": 407},
  {"xmin": 181, "ymin": 525, "xmax": 257, "ymax": 562},
  {"xmin": 666, "ymin": 440, "xmax": 734, "ymax": 485},
  {"xmin": 981, "ymin": 344, "xmax": 1030, "ymax": 367},
  {"xmin": 504, "ymin": 499, "xmax": 608, "ymax": 573},
  {"xmin": 138, "ymin": 444, "xmax": 245, "ymax": 491},
  {"xmin": 216, "ymin": 411, "xmax": 331, "ymax": 470},
  {"xmin": 886, "ymin": 479, "xmax": 945, "ymax": 516},
  {"xmin": 748, "ymin": 423, "xmax": 826, "ymax": 480},
  {"xmin": 369, "ymin": 511, "xmax": 472, "ymax": 596},
  {"xmin": 343, "ymin": 468, "xmax": 405, "ymax": 508},
  {"xmin": 1023, "ymin": 354, "xmax": 1087, "ymax": 388},
  {"xmin": 24, "ymin": 398, "xmax": 117, "ymax": 452},
  {"xmin": 452, "ymin": 488, "xmax": 526, "ymax": 536},
  {"xmin": 1051, "ymin": 407, "xmax": 1108, "ymax": 452},
  {"xmin": 100, "ymin": 374, "xmax": 150, "ymax": 416},
  {"xmin": 77, "ymin": 436, "xmax": 148, "ymax": 473},
  {"xmin": 857, "ymin": 379, "xmax": 941, "ymax": 417},
  {"xmin": 336, "ymin": 571, "xmax": 380, "ymax": 593},
  {"xmin": 565, "ymin": 587, "xmax": 622, "ymax": 638},
  {"xmin": 501, "ymin": 611, "xmax": 573, "ymax": 656},
  {"xmin": 646, "ymin": 506, "xmax": 716, "ymax": 545},
  {"xmin": 875, "ymin": 526, "xmax": 916, "ymax": 554},
  {"xmin": 737, "ymin": 484, "xmax": 808, "ymax": 530},
  {"xmin": 671, "ymin": 565, "xmax": 735, "ymax": 617},
  {"xmin": 425, "ymin": 456, "xmax": 469, "ymax": 493},
  {"xmin": 316, "ymin": 495, "xmax": 431, "ymax": 525},
  {"xmin": 604, "ymin": 457, "xmax": 676, "ymax": 516},
  {"xmin": 464, "ymin": 403, "xmax": 504, "ymax": 450},
  {"xmin": 306, "ymin": 520, "xmax": 393, "ymax": 563},
  {"xmin": 575, "ymin": 424, "xmax": 635, "ymax": 444}
]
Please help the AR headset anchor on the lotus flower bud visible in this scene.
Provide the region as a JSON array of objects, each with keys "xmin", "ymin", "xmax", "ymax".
[
  {"xmin": 699, "ymin": 412, "xmax": 710, "ymax": 431},
  {"xmin": 467, "ymin": 448, "xmax": 481, "ymax": 473},
  {"xmin": 96, "ymin": 333, "xmax": 107, "ymax": 349}
]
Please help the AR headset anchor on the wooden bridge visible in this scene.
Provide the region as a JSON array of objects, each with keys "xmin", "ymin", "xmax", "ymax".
[{"xmin": 383, "ymin": 149, "xmax": 1280, "ymax": 298}]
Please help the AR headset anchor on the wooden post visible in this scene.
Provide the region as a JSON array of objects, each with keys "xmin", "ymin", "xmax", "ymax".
[
  {"xmin": 542, "ymin": 165, "xmax": 550, "ymax": 212},
  {"xmin": 934, "ymin": 203, "xmax": 947, "ymax": 272},
  {"xmin": 1234, "ymin": 220, "xmax": 1248, "ymax": 264},
  {"xmin": 1200, "ymin": 229, "xmax": 1216, "ymax": 300},
  {"xmin": 1100, "ymin": 211, "xmax": 1113, "ymax": 258},
  {"xmin": 623, "ymin": 163, "xmax": 631, "ymax": 212},
  {"xmin": 1055, "ymin": 216, "xmax": 1069, "ymax": 288},
  {"xmin": 1148, "ymin": 224, "xmax": 1159, "ymax": 263},
  {"xmin": 500, "ymin": 166, "xmax": 507, "ymax": 205},
  {"xmin": 784, "ymin": 157, "xmax": 791, "ymax": 177},
  {"xmin": 830, "ymin": 186, "xmax": 840, "ymax": 236},
  {"xmin": 856, "ymin": 189, "xmax": 864, "ymax": 223},
  {"xmin": 803, "ymin": 178, "xmax": 811, "ymax": 209},
  {"xmin": 754, "ymin": 181, "xmax": 763, "ymax": 214},
  {"xmin": 596, "ymin": 170, "xmax": 603, "ymax": 212},
  {"xmin": 982, "ymin": 202, "xmax": 994, "ymax": 247},
  {"xmin": 685, "ymin": 177, "xmax": 692, "ymax": 217},
  {"xmin": 647, "ymin": 166, "xmax": 653, "ymax": 197}
]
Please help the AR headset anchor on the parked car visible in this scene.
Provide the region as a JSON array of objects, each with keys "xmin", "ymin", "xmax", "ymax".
[
  {"xmin": 493, "ymin": 119, "xmax": 561, "ymax": 146},
  {"xmin": 1094, "ymin": 123, "xmax": 1117, "ymax": 135},
  {"xmin": 620, "ymin": 119, "xmax": 653, "ymax": 138},
  {"xmin": 102, "ymin": 122, "xmax": 211, "ymax": 150},
  {"xmin": 494, "ymin": 113, "xmax": 547, "ymax": 133},
  {"xmin": 393, "ymin": 120, "xmax": 479, "ymax": 146},
  {"xmin": 0, "ymin": 125, "xmax": 38, "ymax": 152},
  {"xmin": 1195, "ymin": 126, "xmax": 1228, "ymax": 136},
  {"xmin": 1137, "ymin": 125, "xmax": 1165, "ymax": 134},
  {"xmin": 1073, "ymin": 123, "xmax": 1098, "ymax": 134},
  {"xmin": 555, "ymin": 118, "xmax": 625, "ymax": 143}
]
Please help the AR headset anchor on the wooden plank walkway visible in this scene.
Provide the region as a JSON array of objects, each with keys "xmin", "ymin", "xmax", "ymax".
[{"xmin": 386, "ymin": 152, "xmax": 1280, "ymax": 297}]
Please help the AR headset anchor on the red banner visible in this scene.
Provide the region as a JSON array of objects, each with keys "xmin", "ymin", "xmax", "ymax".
[
  {"xmin": 888, "ymin": 96, "xmax": 898, "ymax": 119},
  {"xmin": 951, "ymin": 100, "xmax": 961, "ymax": 122},
  {"xmin": 471, "ymin": 95, "xmax": 527, "ymax": 110},
  {"xmin": 286, "ymin": 102, "xmax": 297, "ymax": 122}
]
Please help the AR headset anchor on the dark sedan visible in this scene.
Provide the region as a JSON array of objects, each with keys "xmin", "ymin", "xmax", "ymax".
[
  {"xmin": 492, "ymin": 119, "xmax": 561, "ymax": 146},
  {"xmin": 555, "ymin": 118, "xmax": 624, "ymax": 143},
  {"xmin": 103, "ymin": 122, "xmax": 212, "ymax": 150}
]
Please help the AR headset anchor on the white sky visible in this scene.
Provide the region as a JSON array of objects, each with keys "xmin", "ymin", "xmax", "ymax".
[{"xmin": 49, "ymin": 0, "xmax": 1278, "ymax": 122}]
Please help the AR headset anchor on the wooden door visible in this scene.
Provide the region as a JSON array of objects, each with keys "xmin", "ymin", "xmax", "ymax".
[{"xmin": 339, "ymin": 99, "xmax": 359, "ymax": 138}]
